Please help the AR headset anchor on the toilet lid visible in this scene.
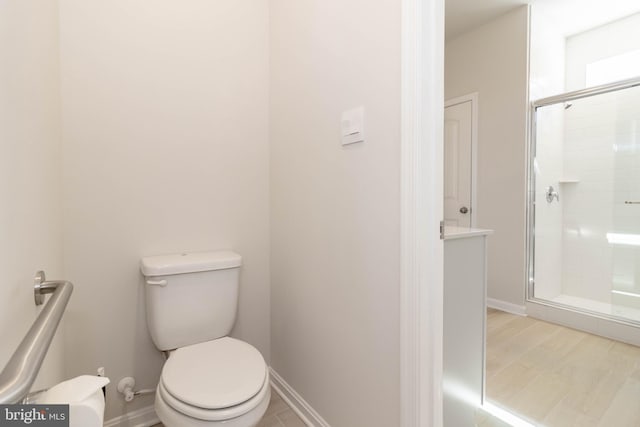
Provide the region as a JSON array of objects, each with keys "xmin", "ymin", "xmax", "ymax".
[{"xmin": 161, "ymin": 337, "xmax": 266, "ymax": 409}]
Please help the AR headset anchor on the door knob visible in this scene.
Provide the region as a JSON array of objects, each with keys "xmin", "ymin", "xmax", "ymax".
[{"xmin": 459, "ymin": 206, "xmax": 469, "ymax": 214}]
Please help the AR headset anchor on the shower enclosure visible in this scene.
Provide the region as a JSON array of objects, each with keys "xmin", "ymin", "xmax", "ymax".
[{"xmin": 529, "ymin": 77, "xmax": 640, "ymax": 324}]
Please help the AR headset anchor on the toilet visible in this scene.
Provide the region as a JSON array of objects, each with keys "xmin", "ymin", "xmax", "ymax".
[{"xmin": 141, "ymin": 251, "xmax": 270, "ymax": 427}]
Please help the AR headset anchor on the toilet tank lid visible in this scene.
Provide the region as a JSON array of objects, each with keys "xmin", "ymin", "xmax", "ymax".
[{"xmin": 140, "ymin": 251, "xmax": 242, "ymax": 276}]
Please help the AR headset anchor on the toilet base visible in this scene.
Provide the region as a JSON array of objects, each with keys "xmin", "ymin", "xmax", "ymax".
[{"xmin": 155, "ymin": 385, "xmax": 270, "ymax": 427}]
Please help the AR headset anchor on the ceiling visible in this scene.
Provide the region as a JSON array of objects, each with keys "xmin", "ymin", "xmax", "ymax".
[{"xmin": 446, "ymin": 0, "xmax": 640, "ymax": 41}]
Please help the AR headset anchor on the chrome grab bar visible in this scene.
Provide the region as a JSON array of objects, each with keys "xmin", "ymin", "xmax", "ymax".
[{"xmin": 0, "ymin": 271, "xmax": 73, "ymax": 404}]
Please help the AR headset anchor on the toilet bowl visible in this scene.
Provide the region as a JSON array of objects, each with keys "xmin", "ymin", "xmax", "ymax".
[
  {"xmin": 154, "ymin": 337, "xmax": 270, "ymax": 427},
  {"xmin": 140, "ymin": 251, "xmax": 269, "ymax": 427}
]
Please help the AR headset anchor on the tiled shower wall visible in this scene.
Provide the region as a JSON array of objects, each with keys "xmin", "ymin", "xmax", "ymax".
[{"xmin": 561, "ymin": 88, "xmax": 640, "ymax": 306}]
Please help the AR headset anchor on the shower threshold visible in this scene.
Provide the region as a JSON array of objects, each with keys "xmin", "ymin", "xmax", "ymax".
[
  {"xmin": 551, "ymin": 294, "xmax": 640, "ymax": 324},
  {"xmin": 526, "ymin": 297, "xmax": 640, "ymax": 347}
]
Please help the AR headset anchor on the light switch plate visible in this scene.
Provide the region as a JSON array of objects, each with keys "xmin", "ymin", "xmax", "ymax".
[{"xmin": 341, "ymin": 106, "xmax": 365, "ymax": 145}]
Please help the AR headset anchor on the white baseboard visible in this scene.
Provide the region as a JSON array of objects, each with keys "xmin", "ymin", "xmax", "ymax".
[
  {"xmin": 269, "ymin": 368, "xmax": 330, "ymax": 427},
  {"xmin": 487, "ymin": 298, "xmax": 526, "ymax": 316},
  {"xmin": 103, "ymin": 404, "xmax": 159, "ymax": 427}
]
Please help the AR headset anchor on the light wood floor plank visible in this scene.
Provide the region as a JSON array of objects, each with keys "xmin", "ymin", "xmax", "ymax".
[
  {"xmin": 542, "ymin": 400, "xmax": 599, "ymax": 427},
  {"xmin": 502, "ymin": 370, "xmax": 571, "ymax": 421},
  {"xmin": 597, "ymin": 377, "xmax": 640, "ymax": 427},
  {"xmin": 486, "ymin": 310, "xmax": 640, "ymax": 427}
]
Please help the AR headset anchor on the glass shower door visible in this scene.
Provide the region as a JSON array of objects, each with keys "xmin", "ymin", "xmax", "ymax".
[{"xmin": 530, "ymin": 80, "xmax": 640, "ymax": 324}]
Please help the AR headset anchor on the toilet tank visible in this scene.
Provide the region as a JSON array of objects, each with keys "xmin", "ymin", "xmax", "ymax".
[{"xmin": 140, "ymin": 251, "xmax": 242, "ymax": 351}]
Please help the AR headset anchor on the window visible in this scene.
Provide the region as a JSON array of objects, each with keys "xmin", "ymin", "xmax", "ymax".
[{"xmin": 586, "ymin": 49, "xmax": 640, "ymax": 86}]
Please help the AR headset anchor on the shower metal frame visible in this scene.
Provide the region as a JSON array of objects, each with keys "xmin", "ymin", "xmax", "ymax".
[{"xmin": 526, "ymin": 76, "xmax": 640, "ymax": 321}]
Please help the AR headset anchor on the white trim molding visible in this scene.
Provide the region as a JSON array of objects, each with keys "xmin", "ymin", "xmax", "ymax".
[
  {"xmin": 401, "ymin": 0, "xmax": 444, "ymax": 425},
  {"xmin": 444, "ymin": 92, "xmax": 479, "ymax": 227},
  {"xmin": 526, "ymin": 300, "xmax": 640, "ymax": 346},
  {"xmin": 269, "ymin": 368, "xmax": 331, "ymax": 427},
  {"xmin": 487, "ymin": 298, "xmax": 527, "ymax": 316},
  {"xmin": 103, "ymin": 404, "xmax": 159, "ymax": 427}
]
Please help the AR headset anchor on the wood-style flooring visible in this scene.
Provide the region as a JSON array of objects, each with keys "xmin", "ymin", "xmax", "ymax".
[
  {"xmin": 152, "ymin": 387, "xmax": 306, "ymax": 427},
  {"xmin": 486, "ymin": 308, "xmax": 640, "ymax": 427},
  {"xmin": 257, "ymin": 389, "xmax": 307, "ymax": 427},
  {"xmin": 153, "ymin": 311, "xmax": 640, "ymax": 427}
]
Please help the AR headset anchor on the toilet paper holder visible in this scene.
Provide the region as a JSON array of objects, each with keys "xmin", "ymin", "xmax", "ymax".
[
  {"xmin": 35, "ymin": 375, "xmax": 110, "ymax": 427},
  {"xmin": 117, "ymin": 376, "xmax": 155, "ymax": 402}
]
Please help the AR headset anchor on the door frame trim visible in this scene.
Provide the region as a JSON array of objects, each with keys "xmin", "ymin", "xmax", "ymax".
[
  {"xmin": 445, "ymin": 93, "xmax": 479, "ymax": 227},
  {"xmin": 400, "ymin": 0, "xmax": 444, "ymax": 424}
]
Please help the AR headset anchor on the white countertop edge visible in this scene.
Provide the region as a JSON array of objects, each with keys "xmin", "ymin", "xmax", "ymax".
[{"xmin": 444, "ymin": 226, "xmax": 494, "ymax": 240}]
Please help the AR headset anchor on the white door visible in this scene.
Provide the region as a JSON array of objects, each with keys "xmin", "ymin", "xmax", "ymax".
[{"xmin": 444, "ymin": 99, "xmax": 473, "ymax": 227}]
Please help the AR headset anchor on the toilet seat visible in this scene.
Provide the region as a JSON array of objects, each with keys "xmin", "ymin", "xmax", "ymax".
[{"xmin": 159, "ymin": 337, "xmax": 268, "ymax": 421}]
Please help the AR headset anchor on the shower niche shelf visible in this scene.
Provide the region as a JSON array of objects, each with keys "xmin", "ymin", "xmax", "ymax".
[{"xmin": 558, "ymin": 178, "xmax": 579, "ymax": 184}]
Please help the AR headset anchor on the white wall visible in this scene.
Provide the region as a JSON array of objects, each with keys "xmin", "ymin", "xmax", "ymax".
[
  {"xmin": 58, "ymin": 0, "xmax": 270, "ymax": 420},
  {"xmin": 269, "ymin": 1, "xmax": 401, "ymax": 426},
  {"xmin": 529, "ymin": 4, "xmax": 567, "ymax": 301},
  {"xmin": 529, "ymin": 4, "xmax": 567, "ymax": 101},
  {"xmin": 566, "ymin": 13, "xmax": 640, "ymax": 91},
  {"xmin": 0, "ymin": 1, "xmax": 65, "ymax": 391},
  {"xmin": 445, "ymin": 6, "xmax": 529, "ymax": 308}
]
